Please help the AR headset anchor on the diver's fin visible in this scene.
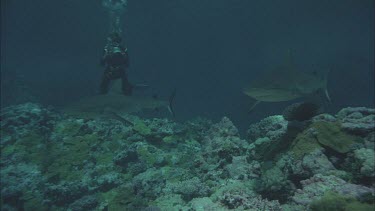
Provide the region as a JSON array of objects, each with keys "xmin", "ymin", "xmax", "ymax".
[
  {"xmin": 168, "ymin": 88, "xmax": 177, "ymax": 117},
  {"xmin": 248, "ymin": 100, "xmax": 261, "ymax": 113}
]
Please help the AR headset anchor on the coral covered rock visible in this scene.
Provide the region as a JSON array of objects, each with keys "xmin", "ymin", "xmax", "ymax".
[
  {"xmin": 131, "ymin": 168, "xmax": 168, "ymax": 199},
  {"xmin": 152, "ymin": 194, "xmax": 186, "ymax": 210},
  {"xmin": 44, "ymin": 181, "xmax": 89, "ymax": 206},
  {"xmin": 1, "ymin": 163, "xmax": 45, "ymax": 207},
  {"xmin": 206, "ymin": 116, "xmax": 240, "ymax": 138},
  {"xmin": 292, "ymin": 174, "xmax": 374, "ymax": 206},
  {"xmin": 164, "ymin": 177, "xmax": 211, "ymax": 201},
  {"xmin": 337, "ymin": 107, "xmax": 375, "ymax": 136},
  {"xmin": 68, "ymin": 195, "xmax": 98, "ymax": 211},
  {"xmin": 202, "ymin": 117, "xmax": 249, "ymax": 165},
  {"xmin": 301, "ymin": 149, "xmax": 336, "ymax": 175},
  {"xmin": 353, "ymin": 148, "xmax": 375, "ymax": 177},
  {"xmin": 187, "ymin": 197, "xmax": 225, "ymax": 210},
  {"xmin": 246, "ymin": 115, "xmax": 291, "ymax": 160},
  {"xmin": 225, "ymin": 156, "xmax": 261, "ymax": 180},
  {"xmin": 312, "ymin": 113, "xmax": 337, "ymax": 123},
  {"xmin": 220, "ymin": 193, "xmax": 282, "ymax": 211},
  {"xmin": 1, "ymin": 103, "xmax": 60, "ymax": 144},
  {"xmin": 247, "ymin": 115, "xmax": 288, "ymax": 141}
]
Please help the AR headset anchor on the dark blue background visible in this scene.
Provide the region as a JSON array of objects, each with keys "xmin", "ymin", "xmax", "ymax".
[{"xmin": 1, "ymin": 0, "xmax": 374, "ymax": 131}]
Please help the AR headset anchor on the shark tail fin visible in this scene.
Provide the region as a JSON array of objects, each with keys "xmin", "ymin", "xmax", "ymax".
[{"xmin": 167, "ymin": 88, "xmax": 176, "ymax": 117}]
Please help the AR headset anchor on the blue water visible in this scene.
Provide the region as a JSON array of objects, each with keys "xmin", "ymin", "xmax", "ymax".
[{"xmin": 1, "ymin": 0, "xmax": 374, "ymax": 131}]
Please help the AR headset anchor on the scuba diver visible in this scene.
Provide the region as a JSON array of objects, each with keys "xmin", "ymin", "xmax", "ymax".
[{"xmin": 100, "ymin": 32, "xmax": 133, "ymax": 95}]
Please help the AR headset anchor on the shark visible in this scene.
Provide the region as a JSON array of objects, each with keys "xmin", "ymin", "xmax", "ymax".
[
  {"xmin": 63, "ymin": 80, "xmax": 175, "ymax": 119},
  {"xmin": 243, "ymin": 51, "xmax": 330, "ymax": 111}
]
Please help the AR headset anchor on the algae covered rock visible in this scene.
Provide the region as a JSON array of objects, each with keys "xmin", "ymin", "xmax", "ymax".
[
  {"xmin": 310, "ymin": 191, "xmax": 374, "ymax": 211},
  {"xmin": 45, "ymin": 133, "xmax": 100, "ymax": 181},
  {"xmin": 290, "ymin": 113, "xmax": 366, "ymax": 160},
  {"xmin": 133, "ymin": 119, "xmax": 152, "ymax": 136},
  {"xmin": 290, "ymin": 127, "xmax": 323, "ymax": 159},
  {"xmin": 310, "ymin": 121, "xmax": 361, "ymax": 153}
]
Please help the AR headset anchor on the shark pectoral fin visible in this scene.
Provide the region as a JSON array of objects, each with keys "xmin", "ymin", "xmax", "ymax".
[
  {"xmin": 167, "ymin": 106, "xmax": 174, "ymax": 117},
  {"xmin": 324, "ymin": 88, "xmax": 331, "ymax": 103},
  {"xmin": 168, "ymin": 88, "xmax": 177, "ymax": 118},
  {"xmin": 248, "ymin": 100, "xmax": 261, "ymax": 113}
]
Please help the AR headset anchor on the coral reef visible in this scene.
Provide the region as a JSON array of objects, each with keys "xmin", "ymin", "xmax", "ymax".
[{"xmin": 1, "ymin": 103, "xmax": 374, "ymax": 210}]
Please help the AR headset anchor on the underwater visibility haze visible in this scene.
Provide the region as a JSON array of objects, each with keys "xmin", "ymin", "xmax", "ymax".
[{"xmin": 1, "ymin": 0, "xmax": 374, "ymax": 210}]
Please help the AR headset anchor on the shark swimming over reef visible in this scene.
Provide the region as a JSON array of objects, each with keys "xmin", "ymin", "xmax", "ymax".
[
  {"xmin": 243, "ymin": 51, "xmax": 330, "ymax": 111},
  {"xmin": 63, "ymin": 80, "xmax": 175, "ymax": 119}
]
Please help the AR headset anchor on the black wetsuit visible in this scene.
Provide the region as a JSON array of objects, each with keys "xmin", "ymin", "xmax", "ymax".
[{"xmin": 100, "ymin": 45, "xmax": 132, "ymax": 95}]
